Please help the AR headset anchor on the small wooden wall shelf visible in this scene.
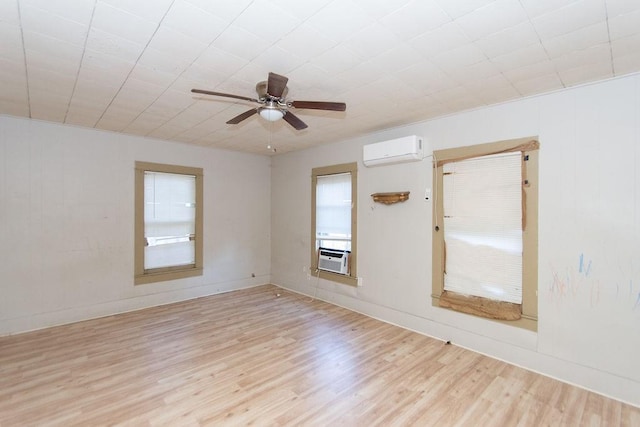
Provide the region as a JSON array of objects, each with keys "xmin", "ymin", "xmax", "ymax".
[{"xmin": 371, "ymin": 191, "xmax": 410, "ymax": 204}]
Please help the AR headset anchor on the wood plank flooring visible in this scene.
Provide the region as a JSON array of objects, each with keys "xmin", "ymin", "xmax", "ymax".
[{"xmin": 1, "ymin": 284, "xmax": 638, "ymax": 426}]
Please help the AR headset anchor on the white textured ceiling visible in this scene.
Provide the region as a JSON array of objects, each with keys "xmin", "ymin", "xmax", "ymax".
[{"xmin": 2, "ymin": 0, "xmax": 640, "ymax": 155}]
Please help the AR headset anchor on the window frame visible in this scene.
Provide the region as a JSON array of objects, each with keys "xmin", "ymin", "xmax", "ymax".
[
  {"xmin": 431, "ymin": 137, "xmax": 539, "ymax": 331},
  {"xmin": 311, "ymin": 162, "xmax": 358, "ymax": 287},
  {"xmin": 134, "ymin": 161, "xmax": 203, "ymax": 285}
]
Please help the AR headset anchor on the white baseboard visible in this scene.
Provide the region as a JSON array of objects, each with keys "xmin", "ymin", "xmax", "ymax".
[
  {"xmin": 273, "ymin": 282, "xmax": 640, "ymax": 409},
  {"xmin": 0, "ymin": 279, "xmax": 266, "ymax": 337}
]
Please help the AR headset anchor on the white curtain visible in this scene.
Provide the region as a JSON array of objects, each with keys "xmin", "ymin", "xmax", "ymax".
[
  {"xmin": 316, "ymin": 172, "xmax": 352, "ymax": 240},
  {"xmin": 144, "ymin": 171, "xmax": 196, "ymax": 270},
  {"xmin": 443, "ymin": 152, "xmax": 522, "ymax": 304}
]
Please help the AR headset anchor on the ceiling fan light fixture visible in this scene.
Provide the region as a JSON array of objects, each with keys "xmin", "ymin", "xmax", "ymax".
[{"xmin": 259, "ymin": 107, "xmax": 284, "ymax": 122}]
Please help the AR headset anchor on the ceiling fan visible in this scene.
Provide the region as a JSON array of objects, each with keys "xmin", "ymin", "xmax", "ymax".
[{"xmin": 191, "ymin": 72, "xmax": 346, "ymax": 130}]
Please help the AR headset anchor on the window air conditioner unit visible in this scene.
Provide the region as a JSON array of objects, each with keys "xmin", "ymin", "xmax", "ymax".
[
  {"xmin": 363, "ymin": 135, "xmax": 427, "ymax": 167},
  {"xmin": 318, "ymin": 248, "xmax": 350, "ymax": 275}
]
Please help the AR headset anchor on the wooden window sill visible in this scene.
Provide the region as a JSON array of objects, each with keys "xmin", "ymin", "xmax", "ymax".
[{"xmin": 438, "ymin": 290, "xmax": 522, "ymax": 321}]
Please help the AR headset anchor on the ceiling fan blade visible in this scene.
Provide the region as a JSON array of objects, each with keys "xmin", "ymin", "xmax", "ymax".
[
  {"xmin": 226, "ymin": 109, "xmax": 258, "ymax": 124},
  {"xmin": 282, "ymin": 111, "xmax": 308, "ymax": 130},
  {"xmin": 290, "ymin": 101, "xmax": 346, "ymax": 111},
  {"xmin": 191, "ymin": 89, "xmax": 258, "ymax": 103},
  {"xmin": 267, "ymin": 72, "xmax": 288, "ymax": 98}
]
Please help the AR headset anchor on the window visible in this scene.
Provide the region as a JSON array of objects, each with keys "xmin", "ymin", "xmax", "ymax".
[
  {"xmin": 311, "ymin": 162, "xmax": 358, "ymax": 286},
  {"xmin": 135, "ymin": 162, "xmax": 203, "ymax": 285},
  {"xmin": 432, "ymin": 137, "xmax": 539, "ymax": 331}
]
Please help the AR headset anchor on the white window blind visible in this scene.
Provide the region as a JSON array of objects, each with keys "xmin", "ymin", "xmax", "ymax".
[
  {"xmin": 144, "ymin": 171, "xmax": 196, "ymax": 270},
  {"xmin": 316, "ymin": 173, "xmax": 352, "ymax": 249},
  {"xmin": 442, "ymin": 152, "xmax": 523, "ymax": 304}
]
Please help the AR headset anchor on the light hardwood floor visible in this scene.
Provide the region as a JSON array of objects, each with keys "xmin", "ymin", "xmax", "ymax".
[{"xmin": 1, "ymin": 284, "xmax": 638, "ymax": 426}]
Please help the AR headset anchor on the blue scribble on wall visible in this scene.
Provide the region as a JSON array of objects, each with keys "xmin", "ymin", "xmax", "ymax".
[{"xmin": 578, "ymin": 253, "xmax": 592, "ymax": 277}]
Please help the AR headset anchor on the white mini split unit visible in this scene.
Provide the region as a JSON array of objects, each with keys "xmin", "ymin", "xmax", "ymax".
[
  {"xmin": 318, "ymin": 248, "xmax": 350, "ymax": 275},
  {"xmin": 363, "ymin": 135, "xmax": 426, "ymax": 167}
]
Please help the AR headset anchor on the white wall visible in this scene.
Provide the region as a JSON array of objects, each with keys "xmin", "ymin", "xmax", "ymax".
[
  {"xmin": 0, "ymin": 116, "xmax": 271, "ymax": 335},
  {"xmin": 271, "ymin": 73, "xmax": 640, "ymax": 407}
]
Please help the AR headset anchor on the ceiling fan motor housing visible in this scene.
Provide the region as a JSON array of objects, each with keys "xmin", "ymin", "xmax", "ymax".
[{"xmin": 256, "ymin": 81, "xmax": 288, "ymax": 100}]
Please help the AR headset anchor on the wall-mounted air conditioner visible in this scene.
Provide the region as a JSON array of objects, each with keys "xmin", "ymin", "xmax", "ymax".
[
  {"xmin": 363, "ymin": 135, "xmax": 427, "ymax": 167},
  {"xmin": 318, "ymin": 248, "xmax": 350, "ymax": 275}
]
